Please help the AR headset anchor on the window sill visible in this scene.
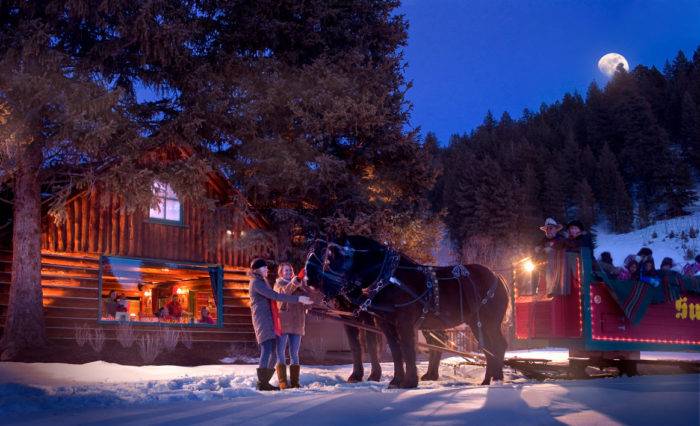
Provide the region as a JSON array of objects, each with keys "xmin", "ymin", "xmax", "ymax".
[{"xmin": 144, "ymin": 219, "xmax": 188, "ymax": 228}]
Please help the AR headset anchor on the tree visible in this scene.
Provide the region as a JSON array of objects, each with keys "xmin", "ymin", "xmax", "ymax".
[
  {"xmin": 681, "ymin": 92, "xmax": 700, "ymax": 168},
  {"xmin": 596, "ymin": 144, "xmax": 633, "ymax": 232},
  {"xmin": 573, "ymin": 179, "xmax": 596, "ymax": 229}
]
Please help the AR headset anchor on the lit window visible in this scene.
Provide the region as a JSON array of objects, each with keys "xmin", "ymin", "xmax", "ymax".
[{"xmin": 149, "ymin": 181, "xmax": 181, "ymax": 222}]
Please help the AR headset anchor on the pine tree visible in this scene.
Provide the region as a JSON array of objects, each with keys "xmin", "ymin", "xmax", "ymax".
[
  {"xmin": 681, "ymin": 92, "xmax": 700, "ymax": 168},
  {"xmin": 573, "ymin": 179, "xmax": 596, "ymax": 229},
  {"xmin": 596, "ymin": 144, "xmax": 633, "ymax": 232},
  {"xmin": 539, "ymin": 164, "xmax": 567, "ymax": 223}
]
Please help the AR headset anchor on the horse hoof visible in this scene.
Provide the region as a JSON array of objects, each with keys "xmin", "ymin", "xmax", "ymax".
[
  {"xmin": 387, "ymin": 383, "xmax": 399, "ymax": 389},
  {"xmin": 420, "ymin": 372, "xmax": 439, "ymax": 381},
  {"xmin": 399, "ymin": 379, "xmax": 418, "ymax": 389},
  {"xmin": 481, "ymin": 378, "xmax": 492, "ymax": 386},
  {"xmin": 367, "ymin": 372, "xmax": 382, "ymax": 382},
  {"xmin": 347, "ymin": 375, "xmax": 363, "ymax": 383},
  {"xmin": 388, "ymin": 377, "xmax": 403, "ymax": 388}
]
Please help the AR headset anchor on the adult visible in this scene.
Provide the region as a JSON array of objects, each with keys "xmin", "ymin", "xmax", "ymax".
[
  {"xmin": 165, "ymin": 294, "xmax": 184, "ymax": 320},
  {"xmin": 564, "ymin": 220, "xmax": 592, "ymax": 252},
  {"xmin": 105, "ymin": 290, "xmax": 119, "ymax": 318},
  {"xmin": 598, "ymin": 251, "xmax": 619, "ymax": 279},
  {"xmin": 249, "ymin": 258, "xmax": 313, "ymax": 391},
  {"xmin": 619, "ymin": 255, "xmax": 640, "ymax": 281},
  {"xmin": 682, "ymin": 255, "xmax": 700, "ymax": 277},
  {"xmin": 534, "ymin": 217, "xmax": 564, "ymax": 257},
  {"xmin": 274, "ymin": 263, "xmax": 311, "ymax": 389}
]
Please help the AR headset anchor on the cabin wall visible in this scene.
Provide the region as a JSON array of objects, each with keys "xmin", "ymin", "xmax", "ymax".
[
  {"xmin": 1, "ymin": 184, "xmax": 272, "ymax": 344},
  {"xmin": 40, "ymin": 186, "xmax": 274, "ymax": 267}
]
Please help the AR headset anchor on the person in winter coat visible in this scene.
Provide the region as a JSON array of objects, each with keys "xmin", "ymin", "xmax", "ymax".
[
  {"xmin": 637, "ymin": 247, "xmax": 654, "ymax": 267},
  {"xmin": 563, "ymin": 220, "xmax": 592, "ymax": 252},
  {"xmin": 597, "ymin": 251, "xmax": 620, "ymax": 279},
  {"xmin": 273, "ymin": 263, "xmax": 311, "ymax": 389},
  {"xmin": 639, "ymin": 258, "xmax": 660, "ymax": 287},
  {"xmin": 534, "ymin": 217, "xmax": 565, "ymax": 258},
  {"xmin": 660, "ymin": 257, "xmax": 678, "ymax": 272},
  {"xmin": 618, "ymin": 255, "xmax": 640, "ymax": 281},
  {"xmin": 199, "ymin": 306, "xmax": 215, "ymax": 324},
  {"xmin": 249, "ymin": 258, "xmax": 313, "ymax": 391},
  {"xmin": 682, "ymin": 255, "xmax": 700, "ymax": 277}
]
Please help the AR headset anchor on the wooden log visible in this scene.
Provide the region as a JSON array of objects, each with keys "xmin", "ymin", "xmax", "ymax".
[
  {"xmin": 110, "ymin": 194, "xmax": 118, "ymax": 255},
  {"xmin": 88, "ymin": 190, "xmax": 98, "ymax": 253},
  {"xmin": 118, "ymin": 201, "xmax": 127, "ymax": 256},
  {"xmin": 128, "ymin": 214, "xmax": 135, "ymax": 256},
  {"xmin": 47, "ymin": 217, "xmax": 55, "ymax": 251},
  {"xmin": 74, "ymin": 197, "xmax": 81, "ymax": 251},
  {"xmin": 135, "ymin": 211, "xmax": 143, "ymax": 257},
  {"xmin": 97, "ymin": 194, "xmax": 105, "ymax": 254},
  {"xmin": 64, "ymin": 201, "xmax": 73, "ymax": 252},
  {"xmin": 81, "ymin": 193, "xmax": 89, "ymax": 252}
]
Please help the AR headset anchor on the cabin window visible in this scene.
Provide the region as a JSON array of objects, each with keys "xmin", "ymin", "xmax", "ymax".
[
  {"xmin": 98, "ymin": 256, "xmax": 223, "ymax": 327},
  {"xmin": 149, "ymin": 181, "xmax": 182, "ymax": 223}
]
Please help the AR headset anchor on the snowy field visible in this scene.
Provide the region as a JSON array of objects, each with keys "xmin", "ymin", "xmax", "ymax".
[
  {"xmin": 1, "ymin": 349, "xmax": 698, "ymax": 426},
  {"xmin": 595, "ymin": 202, "xmax": 700, "ymax": 266}
]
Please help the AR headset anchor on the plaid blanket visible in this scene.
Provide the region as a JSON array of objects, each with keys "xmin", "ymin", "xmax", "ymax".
[{"xmin": 599, "ymin": 277, "xmax": 652, "ymax": 325}]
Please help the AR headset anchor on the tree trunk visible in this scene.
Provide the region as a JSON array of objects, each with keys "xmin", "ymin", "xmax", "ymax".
[{"xmin": 0, "ymin": 146, "xmax": 48, "ymax": 358}]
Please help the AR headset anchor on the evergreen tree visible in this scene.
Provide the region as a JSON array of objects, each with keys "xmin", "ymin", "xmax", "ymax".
[
  {"xmin": 573, "ymin": 179, "xmax": 596, "ymax": 228},
  {"xmin": 539, "ymin": 164, "xmax": 567, "ymax": 223},
  {"xmin": 681, "ymin": 92, "xmax": 700, "ymax": 168},
  {"xmin": 596, "ymin": 144, "xmax": 633, "ymax": 232}
]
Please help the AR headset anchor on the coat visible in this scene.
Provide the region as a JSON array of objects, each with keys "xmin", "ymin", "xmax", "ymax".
[
  {"xmin": 249, "ymin": 274, "xmax": 300, "ymax": 344},
  {"xmin": 274, "ymin": 277, "xmax": 308, "ymax": 336}
]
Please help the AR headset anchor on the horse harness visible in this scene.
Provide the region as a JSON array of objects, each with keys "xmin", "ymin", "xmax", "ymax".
[{"xmin": 309, "ymin": 242, "xmax": 500, "ymax": 349}]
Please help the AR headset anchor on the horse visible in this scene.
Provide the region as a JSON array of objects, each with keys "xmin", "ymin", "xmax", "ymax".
[{"xmin": 305, "ymin": 235, "xmax": 510, "ymax": 388}]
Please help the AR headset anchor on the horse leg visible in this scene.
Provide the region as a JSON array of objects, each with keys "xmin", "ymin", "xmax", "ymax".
[
  {"xmin": 490, "ymin": 323, "xmax": 508, "ymax": 382},
  {"xmin": 397, "ymin": 321, "xmax": 419, "ymax": 389},
  {"xmin": 470, "ymin": 321, "xmax": 494, "ymax": 385},
  {"xmin": 343, "ymin": 324, "xmax": 364, "ymax": 383},
  {"xmin": 364, "ymin": 327, "xmax": 383, "ymax": 381},
  {"xmin": 420, "ymin": 330, "xmax": 443, "ymax": 381},
  {"xmin": 377, "ymin": 320, "xmax": 404, "ymax": 388}
]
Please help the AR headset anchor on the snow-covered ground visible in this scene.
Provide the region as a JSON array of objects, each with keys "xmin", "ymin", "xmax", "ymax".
[
  {"xmin": 1, "ymin": 349, "xmax": 698, "ymax": 425},
  {"xmin": 595, "ymin": 204, "xmax": 700, "ymax": 266}
]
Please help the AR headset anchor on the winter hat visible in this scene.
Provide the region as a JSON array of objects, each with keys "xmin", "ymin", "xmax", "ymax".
[
  {"xmin": 600, "ymin": 252, "xmax": 613, "ymax": 264},
  {"xmin": 637, "ymin": 247, "xmax": 653, "ymax": 257},
  {"xmin": 694, "ymin": 255, "xmax": 700, "ymax": 263},
  {"xmin": 661, "ymin": 257, "xmax": 675, "ymax": 268},
  {"xmin": 250, "ymin": 258, "xmax": 267, "ymax": 270},
  {"xmin": 623, "ymin": 255, "xmax": 639, "ymax": 269},
  {"xmin": 567, "ymin": 220, "xmax": 585, "ymax": 231},
  {"xmin": 540, "ymin": 217, "xmax": 563, "ymax": 232}
]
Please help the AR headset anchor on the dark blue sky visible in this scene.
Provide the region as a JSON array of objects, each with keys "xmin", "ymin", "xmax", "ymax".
[{"xmin": 399, "ymin": 0, "xmax": 700, "ymax": 144}]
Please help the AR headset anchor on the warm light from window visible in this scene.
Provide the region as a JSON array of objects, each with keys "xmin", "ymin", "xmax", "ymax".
[
  {"xmin": 226, "ymin": 229, "xmax": 233, "ymax": 236},
  {"xmin": 144, "ymin": 290, "xmax": 152, "ymax": 297},
  {"xmin": 176, "ymin": 287, "xmax": 189, "ymax": 295}
]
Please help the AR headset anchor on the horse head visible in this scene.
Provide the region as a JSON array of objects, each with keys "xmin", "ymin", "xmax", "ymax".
[{"xmin": 304, "ymin": 236, "xmax": 388, "ymax": 298}]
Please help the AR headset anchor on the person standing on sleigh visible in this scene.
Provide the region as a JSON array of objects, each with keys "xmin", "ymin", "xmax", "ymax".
[{"xmin": 248, "ymin": 258, "xmax": 313, "ymax": 391}]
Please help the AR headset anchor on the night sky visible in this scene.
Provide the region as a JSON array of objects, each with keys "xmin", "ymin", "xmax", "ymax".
[{"xmin": 399, "ymin": 0, "xmax": 700, "ymax": 144}]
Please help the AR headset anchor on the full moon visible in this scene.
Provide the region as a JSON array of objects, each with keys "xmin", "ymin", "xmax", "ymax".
[{"xmin": 598, "ymin": 53, "xmax": 629, "ymax": 77}]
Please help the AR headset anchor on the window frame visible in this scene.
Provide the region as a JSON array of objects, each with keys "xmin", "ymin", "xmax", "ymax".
[
  {"xmin": 147, "ymin": 181, "xmax": 184, "ymax": 226},
  {"xmin": 97, "ymin": 255, "xmax": 224, "ymax": 328}
]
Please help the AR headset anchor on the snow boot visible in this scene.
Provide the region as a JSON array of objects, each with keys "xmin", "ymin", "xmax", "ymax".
[
  {"xmin": 256, "ymin": 368, "xmax": 279, "ymax": 391},
  {"xmin": 275, "ymin": 363, "xmax": 289, "ymax": 389},
  {"xmin": 289, "ymin": 364, "xmax": 301, "ymax": 388}
]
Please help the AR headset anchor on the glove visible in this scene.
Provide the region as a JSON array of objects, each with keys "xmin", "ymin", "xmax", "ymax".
[{"xmin": 298, "ymin": 295, "xmax": 313, "ymax": 305}]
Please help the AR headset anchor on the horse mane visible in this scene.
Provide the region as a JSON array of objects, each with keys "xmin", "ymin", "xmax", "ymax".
[{"xmin": 340, "ymin": 235, "xmax": 421, "ymax": 267}]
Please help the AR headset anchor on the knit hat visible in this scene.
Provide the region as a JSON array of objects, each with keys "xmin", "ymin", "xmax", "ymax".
[
  {"xmin": 661, "ymin": 257, "xmax": 675, "ymax": 268},
  {"xmin": 539, "ymin": 217, "xmax": 563, "ymax": 232},
  {"xmin": 600, "ymin": 251, "xmax": 613, "ymax": 264},
  {"xmin": 567, "ymin": 220, "xmax": 585, "ymax": 231},
  {"xmin": 637, "ymin": 247, "xmax": 653, "ymax": 257},
  {"xmin": 250, "ymin": 258, "xmax": 267, "ymax": 270}
]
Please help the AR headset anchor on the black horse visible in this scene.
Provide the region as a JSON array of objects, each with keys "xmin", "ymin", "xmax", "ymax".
[{"xmin": 305, "ymin": 235, "xmax": 509, "ymax": 388}]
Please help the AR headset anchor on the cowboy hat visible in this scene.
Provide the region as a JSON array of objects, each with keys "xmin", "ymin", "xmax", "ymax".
[{"xmin": 539, "ymin": 217, "xmax": 563, "ymax": 232}]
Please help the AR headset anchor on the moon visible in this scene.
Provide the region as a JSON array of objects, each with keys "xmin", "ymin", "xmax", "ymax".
[{"xmin": 598, "ymin": 53, "xmax": 629, "ymax": 77}]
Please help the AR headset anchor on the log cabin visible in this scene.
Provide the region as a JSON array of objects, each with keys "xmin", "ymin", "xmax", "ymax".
[{"xmin": 0, "ymin": 151, "xmax": 276, "ymax": 346}]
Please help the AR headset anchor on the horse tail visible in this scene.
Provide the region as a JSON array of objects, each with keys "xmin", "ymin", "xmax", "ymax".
[{"xmin": 494, "ymin": 272, "xmax": 512, "ymax": 325}]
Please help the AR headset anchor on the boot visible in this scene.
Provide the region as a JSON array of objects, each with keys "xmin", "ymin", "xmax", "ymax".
[
  {"xmin": 290, "ymin": 364, "xmax": 301, "ymax": 388},
  {"xmin": 256, "ymin": 368, "xmax": 279, "ymax": 391},
  {"xmin": 275, "ymin": 363, "xmax": 289, "ymax": 389}
]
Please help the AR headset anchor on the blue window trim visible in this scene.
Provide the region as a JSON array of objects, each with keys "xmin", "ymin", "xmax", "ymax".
[
  {"xmin": 97, "ymin": 254, "xmax": 224, "ymax": 329},
  {"xmin": 146, "ymin": 202, "xmax": 185, "ymax": 226}
]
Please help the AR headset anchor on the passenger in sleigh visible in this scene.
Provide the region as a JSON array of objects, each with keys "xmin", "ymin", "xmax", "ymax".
[
  {"xmin": 618, "ymin": 255, "xmax": 640, "ymax": 281},
  {"xmin": 531, "ymin": 218, "xmax": 565, "ymax": 295}
]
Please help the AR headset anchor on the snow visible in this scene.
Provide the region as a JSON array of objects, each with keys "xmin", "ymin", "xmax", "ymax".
[
  {"xmin": 1, "ymin": 349, "xmax": 698, "ymax": 425},
  {"xmin": 595, "ymin": 205, "xmax": 700, "ymax": 267}
]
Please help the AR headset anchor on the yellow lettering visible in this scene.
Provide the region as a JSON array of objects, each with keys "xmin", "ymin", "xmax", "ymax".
[
  {"xmin": 676, "ymin": 297, "xmax": 688, "ymax": 320},
  {"xmin": 690, "ymin": 303, "xmax": 698, "ymax": 321}
]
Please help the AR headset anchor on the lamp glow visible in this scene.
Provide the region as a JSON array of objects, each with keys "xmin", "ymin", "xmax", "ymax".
[{"xmin": 523, "ymin": 259, "xmax": 536, "ymax": 273}]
